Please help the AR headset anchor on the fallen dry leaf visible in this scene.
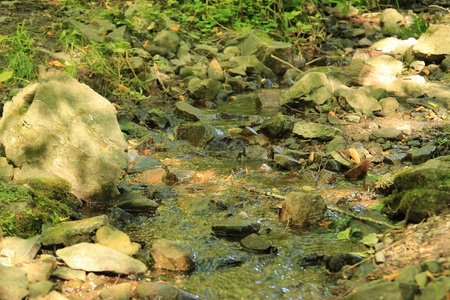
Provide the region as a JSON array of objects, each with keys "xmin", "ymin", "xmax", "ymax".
[
  {"xmin": 134, "ymin": 168, "xmax": 166, "ymax": 185},
  {"xmin": 191, "ymin": 169, "xmax": 218, "ymax": 184},
  {"xmin": 169, "ymin": 25, "xmax": 180, "ymax": 31},
  {"xmin": 344, "ymin": 160, "xmax": 370, "ymax": 180},
  {"xmin": 348, "ymin": 148, "xmax": 361, "ymax": 163},
  {"xmin": 383, "ymin": 272, "xmax": 400, "ymax": 281},
  {"xmin": 49, "ymin": 61, "xmax": 64, "ymax": 67},
  {"xmin": 118, "ymin": 84, "xmax": 129, "ymax": 92}
]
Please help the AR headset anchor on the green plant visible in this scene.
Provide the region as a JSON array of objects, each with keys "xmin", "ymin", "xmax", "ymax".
[{"xmin": 400, "ymin": 12, "xmax": 432, "ymax": 39}]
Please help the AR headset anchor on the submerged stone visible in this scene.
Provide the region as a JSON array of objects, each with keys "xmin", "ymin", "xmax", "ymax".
[
  {"xmin": 212, "ymin": 216, "xmax": 260, "ymax": 237},
  {"xmin": 240, "ymin": 233, "xmax": 274, "ymax": 252},
  {"xmin": 151, "ymin": 239, "xmax": 195, "ymax": 271}
]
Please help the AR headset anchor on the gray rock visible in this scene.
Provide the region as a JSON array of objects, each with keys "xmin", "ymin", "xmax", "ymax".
[
  {"xmin": 366, "ymin": 55, "xmax": 403, "ymax": 77},
  {"xmin": 414, "ymin": 272, "xmax": 429, "ymax": 288},
  {"xmin": 0, "ymin": 157, "xmax": 14, "ymax": 183},
  {"xmin": 28, "ymin": 281, "xmax": 55, "ymax": 298},
  {"xmin": 20, "ymin": 260, "xmax": 53, "ymax": 282},
  {"xmin": 111, "ymin": 193, "xmax": 159, "ymax": 212},
  {"xmin": 0, "ymin": 265, "xmax": 29, "ymax": 300},
  {"xmin": 262, "ymin": 41, "xmax": 294, "ymax": 75},
  {"xmin": 194, "ymin": 44, "xmax": 218, "ymax": 58},
  {"xmin": 128, "ymin": 156, "xmax": 163, "ymax": 173},
  {"xmin": 51, "ymin": 267, "xmax": 86, "ymax": 282},
  {"xmin": 279, "ymin": 192, "xmax": 327, "ymax": 227},
  {"xmin": 151, "ymin": 239, "xmax": 195, "ymax": 271},
  {"xmin": 371, "ymin": 128, "xmax": 403, "ymax": 140},
  {"xmin": 100, "ymin": 282, "xmax": 131, "ymax": 300},
  {"xmin": 259, "ymin": 114, "xmax": 295, "ymax": 138},
  {"xmin": 244, "ymin": 145, "xmax": 269, "ymax": 160},
  {"xmin": 56, "ymin": 243, "xmax": 147, "ymax": 274},
  {"xmin": 0, "ymin": 76, "xmax": 128, "ymax": 202},
  {"xmin": 379, "ymin": 97, "xmax": 399, "ymax": 113},
  {"xmin": 396, "ymin": 265, "xmax": 422, "ymax": 285},
  {"xmin": 41, "ymin": 215, "xmax": 107, "ymax": 246},
  {"xmin": 154, "ymin": 30, "xmax": 180, "ymax": 54},
  {"xmin": 257, "ymin": 89, "xmax": 282, "ymax": 108},
  {"xmin": 326, "ymin": 253, "xmax": 363, "ymax": 273},
  {"xmin": 421, "ymin": 260, "xmax": 441, "ymax": 274},
  {"xmin": 176, "ymin": 123, "xmax": 222, "ymax": 147},
  {"xmin": 338, "ymin": 88, "xmax": 382, "ymax": 116},
  {"xmin": 108, "ymin": 25, "xmax": 127, "ymax": 41},
  {"xmin": 343, "ymin": 279, "xmax": 417, "ymax": 300},
  {"xmin": 324, "ymin": 4, "xmax": 358, "ymax": 19},
  {"xmin": 274, "ymin": 154, "xmax": 303, "ymax": 170},
  {"xmin": 136, "ymin": 282, "xmax": 200, "ymax": 300},
  {"xmin": 329, "ymin": 150, "xmax": 354, "ymax": 169},
  {"xmin": 293, "ymin": 122, "xmax": 342, "ymax": 141},
  {"xmin": 187, "ymin": 78, "xmax": 224, "ymax": 100},
  {"xmin": 0, "ymin": 235, "xmax": 41, "ymax": 264},
  {"xmin": 383, "ymin": 152, "xmax": 408, "ymax": 165},
  {"xmin": 67, "ymin": 18, "xmax": 105, "ymax": 43},
  {"xmin": 95, "ymin": 225, "xmax": 141, "ymax": 256},
  {"xmin": 175, "ymin": 101, "xmax": 207, "ymax": 121},
  {"xmin": 381, "ymin": 8, "xmax": 404, "ymax": 27},
  {"xmin": 281, "ymin": 72, "xmax": 333, "ymax": 107},
  {"xmin": 418, "ymin": 276, "xmax": 450, "ymax": 300},
  {"xmin": 212, "ymin": 216, "xmax": 260, "ymax": 237},
  {"xmin": 382, "ymin": 155, "xmax": 450, "ymax": 222},
  {"xmin": 240, "ymin": 233, "xmax": 273, "ymax": 252},
  {"xmin": 179, "ymin": 65, "xmax": 207, "ymax": 79},
  {"xmin": 229, "ymin": 55, "xmax": 276, "ymax": 79},
  {"xmin": 413, "ymin": 25, "xmax": 450, "ymax": 62},
  {"xmin": 411, "ymin": 143, "xmax": 436, "ymax": 164}
]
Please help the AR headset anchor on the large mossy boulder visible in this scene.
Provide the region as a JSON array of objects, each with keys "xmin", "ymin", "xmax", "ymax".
[
  {"xmin": 382, "ymin": 156, "xmax": 450, "ymax": 223},
  {"xmin": 0, "ymin": 76, "xmax": 128, "ymax": 202}
]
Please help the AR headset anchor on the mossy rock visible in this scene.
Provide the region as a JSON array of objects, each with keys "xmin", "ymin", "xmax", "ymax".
[
  {"xmin": 0, "ymin": 177, "xmax": 81, "ymax": 237},
  {"xmin": 382, "ymin": 156, "xmax": 450, "ymax": 222}
]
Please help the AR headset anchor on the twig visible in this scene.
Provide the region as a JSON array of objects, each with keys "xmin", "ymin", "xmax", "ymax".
[
  {"xmin": 328, "ymin": 206, "xmax": 400, "ymax": 230},
  {"xmin": 429, "ymin": 5, "xmax": 450, "ymax": 13},
  {"xmin": 270, "ymin": 54, "xmax": 302, "ymax": 73}
]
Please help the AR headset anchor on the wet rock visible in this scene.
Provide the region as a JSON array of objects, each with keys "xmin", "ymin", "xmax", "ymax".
[
  {"xmin": 28, "ymin": 280, "xmax": 54, "ymax": 298},
  {"xmin": 293, "ymin": 122, "xmax": 342, "ymax": 141},
  {"xmin": 100, "ymin": 282, "xmax": 131, "ymax": 300},
  {"xmin": 326, "ymin": 253, "xmax": 363, "ymax": 273},
  {"xmin": 154, "ymin": 30, "xmax": 179, "ymax": 54},
  {"xmin": 151, "ymin": 239, "xmax": 195, "ymax": 271},
  {"xmin": 383, "ymin": 152, "xmax": 408, "ymax": 165},
  {"xmin": 0, "ymin": 76, "xmax": 128, "ymax": 202},
  {"xmin": 382, "ymin": 156, "xmax": 450, "ymax": 222},
  {"xmin": 280, "ymin": 72, "xmax": 334, "ymax": 108},
  {"xmin": 52, "ymin": 266, "xmax": 86, "ymax": 282},
  {"xmin": 245, "ymin": 145, "xmax": 269, "ymax": 160},
  {"xmin": 0, "ymin": 235, "xmax": 41, "ymax": 264},
  {"xmin": 187, "ymin": 77, "xmax": 224, "ymax": 100},
  {"xmin": 240, "ymin": 233, "xmax": 274, "ymax": 252},
  {"xmin": 94, "ymin": 225, "xmax": 141, "ymax": 256},
  {"xmin": 262, "ymin": 41, "xmax": 294, "ymax": 75},
  {"xmin": 179, "ymin": 65, "xmax": 207, "ymax": 79},
  {"xmin": 370, "ymin": 127, "xmax": 403, "ymax": 141},
  {"xmin": 411, "ymin": 142, "xmax": 436, "ymax": 164},
  {"xmin": 212, "ymin": 216, "xmax": 260, "ymax": 237},
  {"xmin": 257, "ymin": 89, "xmax": 282, "ymax": 108},
  {"xmin": 110, "ymin": 193, "xmax": 159, "ymax": 213},
  {"xmin": 41, "ymin": 215, "xmax": 107, "ymax": 246},
  {"xmin": 279, "ymin": 192, "xmax": 327, "ymax": 227},
  {"xmin": 135, "ymin": 282, "xmax": 200, "ymax": 300},
  {"xmin": 20, "ymin": 260, "xmax": 54, "ymax": 282},
  {"xmin": 342, "ymin": 279, "xmax": 418, "ymax": 300},
  {"xmin": 0, "ymin": 265, "xmax": 29, "ymax": 300},
  {"xmin": 56, "ymin": 243, "xmax": 147, "ymax": 274},
  {"xmin": 413, "ymin": 25, "xmax": 450, "ymax": 63},
  {"xmin": 194, "ymin": 44, "xmax": 218, "ymax": 58},
  {"xmin": 274, "ymin": 154, "xmax": 303, "ymax": 170},
  {"xmin": 128, "ymin": 156, "xmax": 163, "ymax": 173},
  {"xmin": 348, "ymin": 210, "xmax": 394, "ymax": 236},
  {"xmin": 259, "ymin": 114, "xmax": 295, "ymax": 139},
  {"xmin": 206, "ymin": 136, "xmax": 245, "ymax": 159},
  {"xmin": 175, "ymin": 101, "xmax": 207, "ymax": 121},
  {"xmin": 0, "ymin": 157, "xmax": 14, "ymax": 183},
  {"xmin": 177, "ymin": 123, "xmax": 223, "ymax": 147},
  {"xmin": 229, "ymin": 55, "xmax": 276, "ymax": 79}
]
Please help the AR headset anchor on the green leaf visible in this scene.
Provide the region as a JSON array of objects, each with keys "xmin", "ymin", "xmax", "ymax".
[
  {"xmin": 337, "ymin": 227, "xmax": 351, "ymax": 240},
  {"xmin": 371, "ymin": 203, "xmax": 384, "ymax": 211},
  {"xmin": 360, "ymin": 233, "xmax": 379, "ymax": 247},
  {"xmin": 0, "ymin": 70, "xmax": 14, "ymax": 82}
]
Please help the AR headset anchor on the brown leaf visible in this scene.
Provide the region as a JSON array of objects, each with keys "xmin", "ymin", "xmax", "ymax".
[
  {"xmin": 344, "ymin": 160, "xmax": 370, "ymax": 180},
  {"xmin": 49, "ymin": 61, "xmax": 64, "ymax": 67},
  {"xmin": 134, "ymin": 168, "xmax": 166, "ymax": 185},
  {"xmin": 191, "ymin": 169, "xmax": 218, "ymax": 184},
  {"xmin": 169, "ymin": 25, "xmax": 180, "ymax": 31},
  {"xmin": 209, "ymin": 59, "xmax": 222, "ymax": 72},
  {"xmin": 383, "ymin": 272, "xmax": 400, "ymax": 281},
  {"xmin": 118, "ymin": 84, "xmax": 129, "ymax": 92}
]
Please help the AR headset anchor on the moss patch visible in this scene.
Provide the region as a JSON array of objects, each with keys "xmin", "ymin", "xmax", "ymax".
[{"xmin": 0, "ymin": 177, "xmax": 82, "ymax": 237}]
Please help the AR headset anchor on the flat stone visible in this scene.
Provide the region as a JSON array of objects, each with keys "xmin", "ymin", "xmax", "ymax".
[
  {"xmin": 0, "ymin": 235, "xmax": 41, "ymax": 264},
  {"xmin": 95, "ymin": 225, "xmax": 141, "ymax": 256},
  {"xmin": 280, "ymin": 192, "xmax": 327, "ymax": 227},
  {"xmin": 100, "ymin": 282, "xmax": 131, "ymax": 300},
  {"xmin": 110, "ymin": 193, "xmax": 159, "ymax": 213},
  {"xmin": 371, "ymin": 128, "xmax": 403, "ymax": 140},
  {"xmin": 52, "ymin": 267, "xmax": 86, "ymax": 282},
  {"xmin": 20, "ymin": 261, "xmax": 54, "ymax": 282},
  {"xmin": 56, "ymin": 243, "xmax": 147, "ymax": 274},
  {"xmin": 212, "ymin": 216, "xmax": 260, "ymax": 237},
  {"xmin": 240, "ymin": 233, "xmax": 273, "ymax": 252},
  {"xmin": 151, "ymin": 239, "xmax": 195, "ymax": 271},
  {"xmin": 0, "ymin": 265, "xmax": 29, "ymax": 300},
  {"xmin": 293, "ymin": 122, "xmax": 342, "ymax": 141}
]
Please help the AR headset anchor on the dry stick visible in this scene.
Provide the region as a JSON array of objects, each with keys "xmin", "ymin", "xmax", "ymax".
[
  {"xmin": 429, "ymin": 5, "xmax": 450, "ymax": 13},
  {"xmin": 270, "ymin": 54, "xmax": 302, "ymax": 73},
  {"xmin": 153, "ymin": 64, "xmax": 170, "ymax": 94}
]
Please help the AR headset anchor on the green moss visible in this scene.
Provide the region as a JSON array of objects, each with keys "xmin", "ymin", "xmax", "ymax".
[{"xmin": 0, "ymin": 177, "xmax": 82, "ymax": 237}]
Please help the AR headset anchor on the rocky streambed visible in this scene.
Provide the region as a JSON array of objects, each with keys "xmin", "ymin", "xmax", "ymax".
[{"xmin": 1, "ymin": 1, "xmax": 450, "ymax": 299}]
